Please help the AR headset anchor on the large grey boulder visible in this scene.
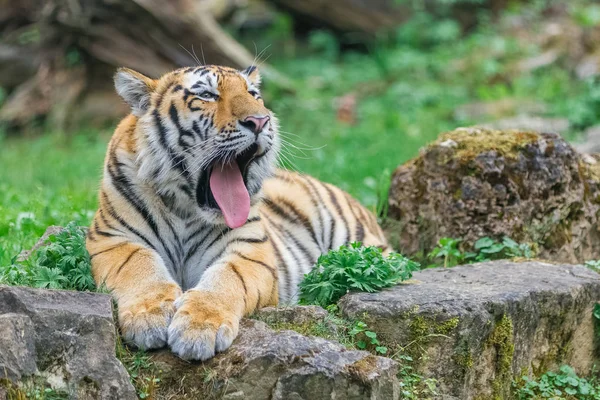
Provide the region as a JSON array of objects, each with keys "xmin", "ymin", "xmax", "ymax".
[
  {"xmin": 151, "ymin": 317, "xmax": 400, "ymax": 400},
  {"xmin": 0, "ymin": 286, "xmax": 136, "ymax": 400},
  {"xmin": 338, "ymin": 260, "xmax": 600, "ymax": 399}
]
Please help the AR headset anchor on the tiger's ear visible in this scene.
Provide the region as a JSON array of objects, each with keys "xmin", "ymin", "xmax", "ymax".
[
  {"xmin": 114, "ymin": 68, "xmax": 157, "ymax": 116},
  {"xmin": 242, "ymin": 66, "xmax": 261, "ymax": 87}
]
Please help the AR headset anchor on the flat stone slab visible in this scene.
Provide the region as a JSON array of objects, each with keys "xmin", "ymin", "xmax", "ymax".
[
  {"xmin": 338, "ymin": 260, "xmax": 600, "ymax": 399},
  {"xmin": 0, "ymin": 285, "xmax": 136, "ymax": 399}
]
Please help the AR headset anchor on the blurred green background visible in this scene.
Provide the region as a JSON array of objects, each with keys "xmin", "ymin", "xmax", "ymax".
[{"xmin": 2, "ymin": 0, "xmax": 600, "ymax": 266}]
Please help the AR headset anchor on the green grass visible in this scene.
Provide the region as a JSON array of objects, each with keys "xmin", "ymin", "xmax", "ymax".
[{"xmin": 0, "ymin": 133, "xmax": 107, "ymax": 266}]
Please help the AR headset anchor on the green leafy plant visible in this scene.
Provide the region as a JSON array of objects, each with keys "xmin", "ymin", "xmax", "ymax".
[
  {"xmin": 348, "ymin": 320, "xmax": 388, "ymax": 354},
  {"xmin": 427, "ymin": 238, "xmax": 472, "ymax": 268},
  {"xmin": 472, "ymin": 236, "xmax": 534, "ymax": 261},
  {"xmin": 427, "ymin": 236, "xmax": 535, "ymax": 268},
  {"xmin": 514, "ymin": 365, "xmax": 600, "ymax": 399},
  {"xmin": 396, "ymin": 354, "xmax": 439, "ymax": 399},
  {"xmin": 0, "ymin": 222, "xmax": 95, "ymax": 291},
  {"xmin": 586, "ymin": 260, "xmax": 600, "ymax": 273},
  {"xmin": 299, "ymin": 242, "xmax": 419, "ymax": 307}
]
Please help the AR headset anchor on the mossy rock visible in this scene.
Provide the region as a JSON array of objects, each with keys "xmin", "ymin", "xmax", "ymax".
[
  {"xmin": 386, "ymin": 126, "xmax": 600, "ymax": 263},
  {"xmin": 338, "ymin": 260, "xmax": 600, "ymax": 399}
]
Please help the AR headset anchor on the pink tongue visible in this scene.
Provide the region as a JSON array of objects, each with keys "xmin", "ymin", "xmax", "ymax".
[{"xmin": 209, "ymin": 162, "xmax": 250, "ymax": 229}]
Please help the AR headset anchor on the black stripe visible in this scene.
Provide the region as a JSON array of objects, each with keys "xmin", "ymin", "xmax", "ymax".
[
  {"xmin": 235, "ymin": 236, "xmax": 268, "ymax": 244},
  {"xmin": 94, "ymin": 229, "xmax": 121, "ymax": 238},
  {"xmin": 199, "ymin": 234, "xmax": 270, "ymax": 273},
  {"xmin": 115, "ymin": 248, "xmax": 142, "ymax": 277},
  {"xmin": 179, "ymin": 184, "xmax": 193, "ymax": 199},
  {"xmin": 229, "ymin": 263, "xmax": 248, "ymax": 310},
  {"xmin": 192, "ymin": 120, "xmax": 206, "ymax": 140},
  {"xmin": 343, "ymin": 192, "xmax": 365, "ymax": 243},
  {"xmin": 302, "ymin": 175, "xmax": 335, "ymax": 250},
  {"xmin": 155, "ymin": 81, "xmax": 176, "ymax": 110},
  {"xmin": 101, "ymin": 191, "xmax": 157, "ymax": 253},
  {"xmin": 187, "ymin": 227, "xmax": 234, "ymax": 267},
  {"xmin": 185, "ymin": 224, "xmax": 209, "ymax": 243},
  {"xmin": 187, "ymin": 98, "xmax": 202, "ymax": 112},
  {"xmin": 246, "ymin": 216, "xmax": 262, "ymax": 224},
  {"xmin": 169, "ymin": 102, "xmax": 195, "ymax": 149},
  {"xmin": 99, "ymin": 208, "xmax": 121, "ymax": 233},
  {"xmin": 233, "ymin": 251, "xmax": 277, "ymax": 280},
  {"xmin": 275, "ymin": 172, "xmax": 325, "ymax": 249},
  {"xmin": 86, "ymin": 225, "xmax": 96, "ymax": 241},
  {"xmin": 230, "ymin": 263, "xmax": 247, "ymax": 294},
  {"xmin": 322, "ymin": 183, "xmax": 349, "ymax": 246},
  {"xmin": 90, "ymin": 242, "xmax": 128, "ymax": 260},
  {"xmin": 358, "ymin": 204, "xmax": 378, "ymax": 236},
  {"xmin": 263, "ymin": 222, "xmax": 291, "ymax": 298},
  {"xmin": 152, "ymin": 110, "xmax": 191, "ymax": 185},
  {"xmin": 263, "ymin": 213, "xmax": 304, "ymax": 277},
  {"xmin": 244, "ymin": 66, "xmax": 257, "ymax": 75},
  {"xmin": 221, "ymin": 134, "xmax": 244, "ymax": 143},
  {"xmin": 206, "ymin": 228, "xmax": 233, "ymax": 249},
  {"xmin": 106, "ymin": 152, "xmax": 177, "ymax": 268},
  {"xmin": 184, "ymin": 228, "xmax": 215, "ymax": 263},
  {"xmin": 263, "ymin": 198, "xmax": 319, "ymax": 248},
  {"xmin": 268, "ymin": 215, "xmax": 315, "ymax": 268}
]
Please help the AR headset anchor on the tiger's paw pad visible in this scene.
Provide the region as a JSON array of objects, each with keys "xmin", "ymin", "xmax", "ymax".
[
  {"xmin": 119, "ymin": 283, "xmax": 182, "ymax": 350},
  {"xmin": 167, "ymin": 290, "xmax": 239, "ymax": 361}
]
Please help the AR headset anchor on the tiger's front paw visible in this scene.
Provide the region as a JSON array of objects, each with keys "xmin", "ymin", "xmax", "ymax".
[
  {"xmin": 118, "ymin": 282, "xmax": 182, "ymax": 350},
  {"xmin": 167, "ymin": 290, "xmax": 240, "ymax": 361}
]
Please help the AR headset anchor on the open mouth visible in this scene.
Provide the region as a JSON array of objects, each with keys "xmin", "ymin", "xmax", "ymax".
[{"xmin": 196, "ymin": 143, "xmax": 259, "ymax": 227}]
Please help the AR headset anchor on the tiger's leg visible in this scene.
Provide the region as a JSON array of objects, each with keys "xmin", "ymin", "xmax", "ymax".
[
  {"xmin": 87, "ymin": 231, "xmax": 182, "ymax": 350},
  {"xmin": 168, "ymin": 236, "xmax": 278, "ymax": 360}
]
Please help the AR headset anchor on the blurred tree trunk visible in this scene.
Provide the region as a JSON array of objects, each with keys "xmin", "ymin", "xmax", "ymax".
[
  {"xmin": 267, "ymin": 0, "xmax": 410, "ymax": 35},
  {"xmin": 266, "ymin": 0, "xmax": 517, "ymax": 36},
  {"xmin": 0, "ymin": 0, "xmax": 287, "ymax": 132}
]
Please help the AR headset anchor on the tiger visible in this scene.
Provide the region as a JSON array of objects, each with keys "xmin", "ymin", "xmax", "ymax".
[{"xmin": 86, "ymin": 64, "xmax": 389, "ymax": 361}]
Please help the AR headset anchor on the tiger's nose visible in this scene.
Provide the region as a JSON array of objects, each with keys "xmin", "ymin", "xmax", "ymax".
[{"xmin": 240, "ymin": 115, "xmax": 270, "ymax": 135}]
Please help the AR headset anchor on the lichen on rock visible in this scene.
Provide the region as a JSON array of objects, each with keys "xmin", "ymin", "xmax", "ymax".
[{"xmin": 487, "ymin": 314, "xmax": 515, "ymax": 400}]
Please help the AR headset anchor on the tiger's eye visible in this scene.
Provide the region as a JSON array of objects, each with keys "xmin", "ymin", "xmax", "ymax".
[{"xmin": 198, "ymin": 91, "xmax": 218, "ymax": 100}]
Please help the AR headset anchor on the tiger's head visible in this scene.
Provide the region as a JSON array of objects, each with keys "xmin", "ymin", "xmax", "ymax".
[{"xmin": 115, "ymin": 65, "xmax": 279, "ymax": 228}]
